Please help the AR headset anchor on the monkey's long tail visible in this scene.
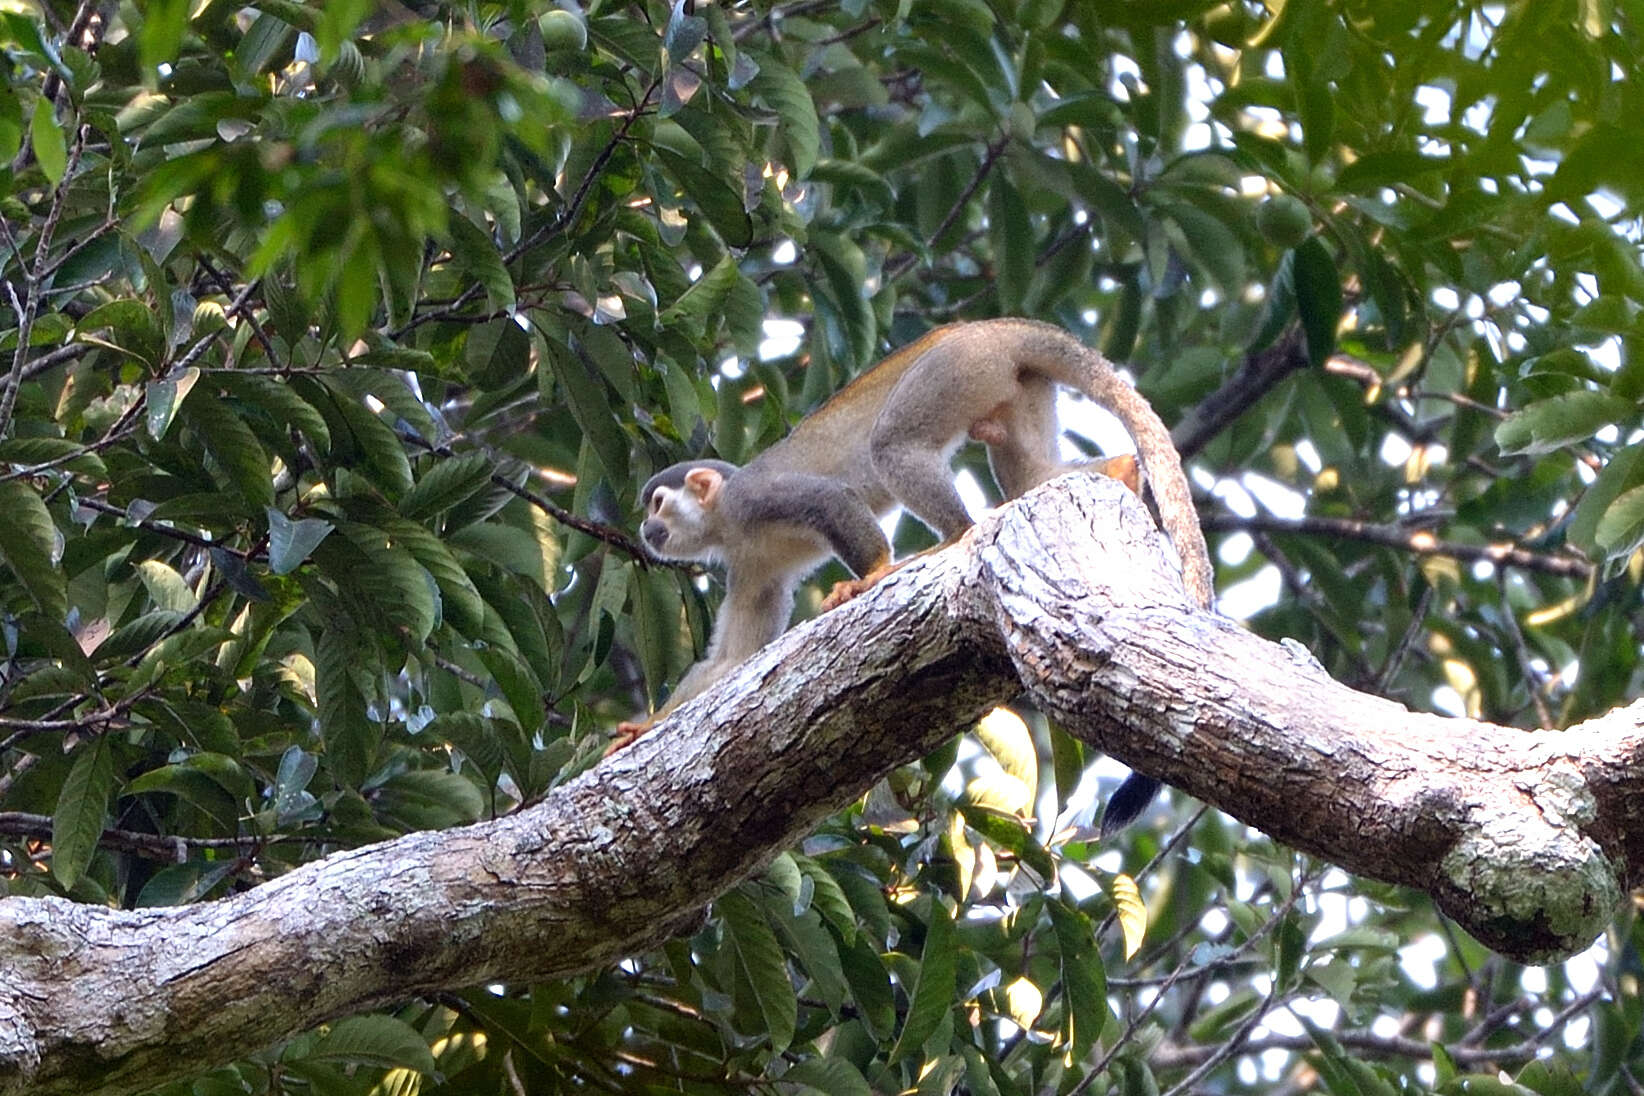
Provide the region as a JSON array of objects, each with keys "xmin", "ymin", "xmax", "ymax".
[
  {"xmin": 1080, "ymin": 347, "xmax": 1212, "ymax": 837},
  {"xmin": 1008, "ymin": 322, "xmax": 1214, "ymax": 836},
  {"xmin": 1076, "ymin": 353, "xmax": 1216, "ymax": 612}
]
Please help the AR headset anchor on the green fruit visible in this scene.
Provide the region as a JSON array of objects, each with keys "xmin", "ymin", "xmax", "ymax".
[
  {"xmin": 1255, "ymin": 194, "xmax": 1312, "ymax": 249},
  {"xmin": 539, "ymin": 9, "xmax": 588, "ymax": 52}
]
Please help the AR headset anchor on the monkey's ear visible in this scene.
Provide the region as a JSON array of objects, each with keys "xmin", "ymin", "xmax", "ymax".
[{"xmin": 683, "ymin": 466, "xmax": 725, "ymax": 507}]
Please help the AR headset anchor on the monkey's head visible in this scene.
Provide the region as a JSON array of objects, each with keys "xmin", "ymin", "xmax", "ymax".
[{"xmin": 638, "ymin": 460, "xmax": 740, "ymax": 562}]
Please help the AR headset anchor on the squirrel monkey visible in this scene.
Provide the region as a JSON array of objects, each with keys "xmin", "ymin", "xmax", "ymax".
[{"xmin": 614, "ymin": 318, "xmax": 1214, "ymax": 828}]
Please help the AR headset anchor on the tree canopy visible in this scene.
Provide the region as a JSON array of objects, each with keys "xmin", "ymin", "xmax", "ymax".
[{"xmin": 3, "ymin": 1, "xmax": 1644, "ymax": 1094}]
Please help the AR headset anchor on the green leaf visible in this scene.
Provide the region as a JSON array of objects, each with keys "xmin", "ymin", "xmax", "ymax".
[
  {"xmin": 659, "ymin": 253, "xmax": 740, "ymax": 330},
  {"xmin": 784, "ymin": 1059, "xmax": 871, "ymax": 1096},
  {"xmin": 1292, "ymin": 236, "xmax": 1341, "ymax": 366},
  {"xmin": 265, "ymin": 509, "xmax": 335, "ymax": 574},
  {"xmin": 465, "ymin": 316, "xmax": 532, "ymax": 391},
  {"xmin": 762, "ymin": 898, "xmax": 849, "ymax": 1015},
  {"xmin": 988, "ymin": 177, "xmax": 1034, "ymax": 315},
  {"xmin": 53, "ymin": 737, "xmax": 115, "ymax": 889},
  {"xmin": 1049, "ymin": 899, "xmax": 1107, "ymax": 1061},
  {"xmin": 183, "ymin": 395, "xmax": 275, "ymax": 510},
  {"xmin": 215, "ymin": 373, "xmax": 331, "ymax": 452},
  {"xmin": 146, "ymin": 366, "xmax": 199, "ymax": 439},
  {"xmin": 333, "ymin": 524, "xmax": 439, "ymax": 643},
  {"xmin": 475, "ymin": 643, "xmax": 546, "ymax": 736},
  {"xmin": 31, "ymin": 96, "xmax": 65, "ymax": 184},
  {"xmin": 1594, "ymin": 483, "xmax": 1644, "ymax": 561},
  {"xmin": 123, "ymin": 760, "xmax": 240, "ymax": 830},
  {"xmin": 400, "ymin": 453, "xmax": 494, "ymax": 521},
  {"xmin": 717, "ymin": 888, "xmax": 798, "ymax": 1052},
  {"xmin": 837, "ymin": 932, "xmax": 897, "ymax": 1039},
  {"xmin": 0, "ymin": 83, "xmax": 22, "ymax": 164},
  {"xmin": 16, "ymin": 611, "xmax": 96, "ymax": 685},
  {"xmin": 628, "ymin": 564, "xmax": 680, "ymax": 709},
  {"xmin": 139, "ymin": 0, "xmax": 190, "ymax": 77},
  {"xmin": 79, "ymin": 298, "xmax": 163, "ymax": 367},
  {"xmin": 331, "ymin": 368, "xmax": 436, "ymax": 441},
  {"xmin": 324, "ymin": 380, "xmax": 416, "ymax": 499},
  {"xmin": 750, "ymin": 55, "xmax": 819, "ymax": 177},
  {"xmin": 373, "ymin": 768, "xmax": 484, "ymax": 831},
  {"xmin": 91, "ymin": 610, "xmax": 184, "ymax": 663},
  {"xmin": 425, "ymin": 711, "xmax": 520, "ymax": 788},
  {"xmin": 0, "ymin": 481, "xmax": 66, "ymax": 618},
  {"xmin": 958, "ymin": 805, "xmax": 1055, "ymax": 879},
  {"xmin": 300, "ymin": 1014, "xmax": 436, "ymax": 1073},
  {"xmin": 1495, "ymin": 390, "xmax": 1634, "ymax": 457},
  {"xmin": 446, "ymin": 214, "xmax": 516, "ymax": 311},
  {"xmin": 539, "ymin": 334, "xmax": 629, "ymax": 484},
  {"xmin": 790, "ymin": 852, "xmax": 857, "ymax": 944},
  {"xmin": 0, "ymin": 437, "xmax": 106, "ymax": 478},
  {"xmin": 890, "ymin": 898, "xmax": 956, "ymax": 1063},
  {"xmin": 1514, "ymin": 1059, "xmax": 1586, "ymax": 1096},
  {"xmin": 313, "ymin": 0, "xmax": 370, "ymax": 66},
  {"xmin": 374, "ymin": 514, "xmax": 488, "ymax": 636},
  {"xmin": 651, "ymin": 147, "xmax": 755, "ymax": 248},
  {"xmin": 135, "ymin": 560, "xmax": 198, "ymax": 613},
  {"xmin": 315, "ymin": 626, "xmax": 376, "ymax": 788},
  {"xmin": 272, "ymin": 745, "xmax": 320, "ymax": 824}
]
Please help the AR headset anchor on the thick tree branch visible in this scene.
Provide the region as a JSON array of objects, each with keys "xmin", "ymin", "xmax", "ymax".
[{"xmin": 0, "ymin": 476, "xmax": 1635, "ymax": 1094}]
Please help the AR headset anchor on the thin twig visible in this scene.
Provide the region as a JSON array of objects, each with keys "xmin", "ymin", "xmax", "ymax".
[
  {"xmin": 0, "ymin": 119, "xmax": 87, "ymax": 439},
  {"xmin": 1204, "ymin": 511, "xmax": 1591, "ymax": 579},
  {"xmin": 885, "ymin": 136, "xmax": 1008, "ymax": 283},
  {"xmin": 0, "ymin": 811, "xmax": 293, "ymax": 862},
  {"xmin": 1496, "ymin": 573, "xmax": 1554, "ymax": 726},
  {"xmin": 1158, "ymin": 982, "xmax": 1281, "ymax": 1096}
]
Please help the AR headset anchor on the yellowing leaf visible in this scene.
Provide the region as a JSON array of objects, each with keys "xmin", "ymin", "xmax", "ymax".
[
  {"xmin": 1109, "ymin": 872, "xmax": 1147, "ymax": 960},
  {"xmin": 974, "ymin": 707, "xmax": 1037, "ymax": 807}
]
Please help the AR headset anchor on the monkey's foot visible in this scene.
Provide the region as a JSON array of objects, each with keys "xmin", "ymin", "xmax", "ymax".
[
  {"xmin": 821, "ymin": 562, "xmax": 901, "ymax": 611},
  {"xmin": 604, "ymin": 719, "xmax": 653, "ymax": 757}
]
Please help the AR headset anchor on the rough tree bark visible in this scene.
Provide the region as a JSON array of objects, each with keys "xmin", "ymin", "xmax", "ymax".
[{"xmin": 1, "ymin": 474, "xmax": 1637, "ymax": 1096}]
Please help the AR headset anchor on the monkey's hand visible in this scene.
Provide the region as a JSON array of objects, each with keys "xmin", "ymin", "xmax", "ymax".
[{"xmin": 605, "ymin": 716, "xmax": 658, "ymax": 757}]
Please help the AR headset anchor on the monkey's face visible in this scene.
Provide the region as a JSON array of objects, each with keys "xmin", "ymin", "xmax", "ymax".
[{"xmin": 641, "ymin": 466, "xmax": 727, "ymax": 563}]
